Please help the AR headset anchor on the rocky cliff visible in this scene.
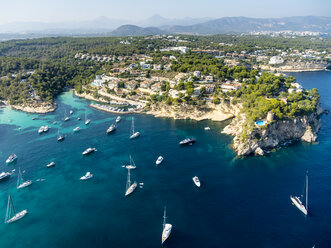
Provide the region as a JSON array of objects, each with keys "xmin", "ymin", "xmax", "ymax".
[{"xmin": 222, "ymin": 108, "xmax": 322, "ymax": 156}]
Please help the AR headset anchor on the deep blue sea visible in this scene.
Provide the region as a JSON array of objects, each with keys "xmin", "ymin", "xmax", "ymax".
[{"xmin": 0, "ymin": 71, "xmax": 330, "ymax": 248}]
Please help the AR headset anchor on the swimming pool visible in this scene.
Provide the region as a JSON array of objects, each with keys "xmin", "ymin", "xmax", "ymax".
[{"xmin": 255, "ymin": 120, "xmax": 266, "ymax": 126}]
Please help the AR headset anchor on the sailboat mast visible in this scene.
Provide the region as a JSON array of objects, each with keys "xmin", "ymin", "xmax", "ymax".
[
  {"xmin": 163, "ymin": 206, "xmax": 166, "ymax": 227},
  {"xmin": 17, "ymin": 168, "xmax": 21, "ymax": 187},
  {"xmin": 306, "ymin": 171, "xmax": 308, "ymax": 213},
  {"xmin": 126, "ymin": 168, "xmax": 131, "ymax": 191},
  {"xmin": 9, "ymin": 194, "xmax": 16, "ymax": 215},
  {"xmin": 132, "ymin": 117, "xmax": 134, "ymax": 134},
  {"xmin": 4, "ymin": 195, "xmax": 10, "ymax": 223}
]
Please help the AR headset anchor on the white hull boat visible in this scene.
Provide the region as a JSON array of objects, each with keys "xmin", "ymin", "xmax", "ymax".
[
  {"xmin": 129, "ymin": 117, "xmax": 140, "ymax": 139},
  {"xmin": 17, "ymin": 168, "xmax": 33, "ymax": 189},
  {"xmin": 192, "ymin": 176, "xmax": 201, "ymax": 187},
  {"xmin": 156, "ymin": 156, "xmax": 164, "ymax": 165},
  {"xmin": 82, "ymin": 147, "xmax": 96, "ymax": 155},
  {"xmin": 73, "ymin": 127, "xmax": 81, "ymax": 132},
  {"xmin": 162, "ymin": 207, "xmax": 172, "ymax": 244},
  {"xmin": 6, "ymin": 154, "xmax": 17, "ymax": 164},
  {"xmin": 46, "ymin": 162, "xmax": 55, "ymax": 168},
  {"xmin": 0, "ymin": 172, "xmax": 11, "ymax": 180},
  {"xmin": 290, "ymin": 171, "xmax": 309, "ymax": 216},
  {"xmin": 4, "ymin": 195, "xmax": 28, "ymax": 224},
  {"xmin": 116, "ymin": 116, "xmax": 121, "ymax": 123},
  {"xmin": 107, "ymin": 124, "xmax": 116, "ymax": 134},
  {"xmin": 80, "ymin": 172, "xmax": 93, "ymax": 180}
]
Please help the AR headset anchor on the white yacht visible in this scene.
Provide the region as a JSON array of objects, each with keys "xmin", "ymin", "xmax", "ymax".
[
  {"xmin": 38, "ymin": 126, "xmax": 44, "ymax": 134},
  {"xmin": 162, "ymin": 206, "xmax": 172, "ymax": 244},
  {"xmin": 179, "ymin": 138, "xmax": 196, "ymax": 146},
  {"xmin": 57, "ymin": 129, "xmax": 65, "ymax": 141},
  {"xmin": 192, "ymin": 176, "xmax": 201, "ymax": 187},
  {"xmin": 82, "ymin": 147, "xmax": 96, "ymax": 155},
  {"xmin": 204, "ymin": 127, "xmax": 211, "ymax": 130},
  {"xmin": 125, "ymin": 168, "xmax": 137, "ymax": 196},
  {"xmin": 85, "ymin": 112, "xmax": 90, "ymax": 125},
  {"xmin": 0, "ymin": 172, "xmax": 11, "ymax": 180},
  {"xmin": 6, "ymin": 154, "xmax": 17, "ymax": 164},
  {"xmin": 107, "ymin": 124, "xmax": 116, "ymax": 134},
  {"xmin": 156, "ymin": 156, "xmax": 164, "ymax": 165},
  {"xmin": 116, "ymin": 116, "xmax": 121, "ymax": 123},
  {"xmin": 46, "ymin": 162, "xmax": 55, "ymax": 168},
  {"xmin": 124, "ymin": 155, "xmax": 136, "ymax": 169},
  {"xmin": 4, "ymin": 195, "xmax": 28, "ymax": 224},
  {"xmin": 80, "ymin": 172, "xmax": 93, "ymax": 180},
  {"xmin": 43, "ymin": 125, "xmax": 49, "ymax": 132},
  {"xmin": 129, "ymin": 117, "xmax": 140, "ymax": 139},
  {"xmin": 77, "ymin": 117, "xmax": 81, "ymax": 121},
  {"xmin": 69, "ymin": 110, "xmax": 73, "ymax": 115},
  {"xmin": 17, "ymin": 168, "xmax": 32, "ymax": 189},
  {"xmin": 290, "ymin": 171, "xmax": 308, "ymax": 215},
  {"xmin": 73, "ymin": 126, "xmax": 81, "ymax": 132}
]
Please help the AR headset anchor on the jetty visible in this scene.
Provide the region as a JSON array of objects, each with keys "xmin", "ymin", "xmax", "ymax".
[{"xmin": 90, "ymin": 103, "xmax": 143, "ymax": 114}]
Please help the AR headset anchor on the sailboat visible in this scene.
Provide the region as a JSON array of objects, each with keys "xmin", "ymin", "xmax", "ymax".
[
  {"xmin": 85, "ymin": 112, "xmax": 91, "ymax": 125},
  {"xmin": 4, "ymin": 194, "xmax": 28, "ymax": 224},
  {"xmin": 162, "ymin": 206, "xmax": 172, "ymax": 244},
  {"xmin": 124, "ymin": 155, "xmax": 136, "ymax": 169},
  {"xmin": 64, "ymin": 110, "xmax": 70, "ymax": 121},
  {"xmin": 290, "ymin": 171, "xmax": 308, "ymax": 215},
  {"xmin": 17, "ymin": 168, "xmax": 32, "ymax": 189},
  {"xmin": 129, "ymin": 117, "xmax": 140, "ymax": 139},
  {"xmin": 125, "ymin": 168, "xmax": 137, "ymax": 196},
  {"xmin": 57, "ymin": 128, "xmax": 65, "ymax": 141}
]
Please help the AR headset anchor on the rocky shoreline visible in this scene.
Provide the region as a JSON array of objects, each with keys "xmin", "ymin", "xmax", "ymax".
[
  {"xmin": 1, "ymin": 100, "xmax": 57, "ymax": 113},
  {"xmin": 222, "ymin": 107, "xmax": 322, "ymax": 156}
]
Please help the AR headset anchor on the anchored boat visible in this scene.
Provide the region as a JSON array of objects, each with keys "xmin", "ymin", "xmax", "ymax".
[
  {"xmin": 162, "ymin": 206, "xmax": 172, "ymax": 244},
  {"xmin": 290, "ymin": 171, "xmax": 309, "ymax": 215},
  {"xmin": 4, "ymin": 194, "xmax": 28, "ymax": 224},
  {"xmin": 129, "ymin": 117, "xmax": 140, "ymax": 139}
]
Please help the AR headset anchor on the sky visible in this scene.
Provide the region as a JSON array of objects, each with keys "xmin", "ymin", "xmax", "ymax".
[{"xmin": 0, "ymin": 0, "xmax": 330, "ymax": 25}]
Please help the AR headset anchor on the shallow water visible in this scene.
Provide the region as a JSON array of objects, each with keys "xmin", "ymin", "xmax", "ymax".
[{"xmin": 0, "ymin": 72, "xmax": 330, "ymax": 248}]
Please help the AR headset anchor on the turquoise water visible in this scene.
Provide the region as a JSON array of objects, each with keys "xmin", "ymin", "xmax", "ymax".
[{"xmin": 0, "ymin": 72, "xmax": 331, "ymax": 248}]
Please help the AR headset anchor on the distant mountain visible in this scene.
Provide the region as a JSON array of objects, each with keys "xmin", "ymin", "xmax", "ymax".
[
  {"xmin": 0, "ymin": 15, "xmax": 330, "ymax": 37},
  {"xmin": 111, "ymin": 25, "xmax": 165, "ymax": 36},
  {"xmin": 162, "ymin": 16, "xmax": 331, "ymax": 34}
]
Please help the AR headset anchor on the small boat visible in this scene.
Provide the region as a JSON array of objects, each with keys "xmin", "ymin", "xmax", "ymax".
[
  {"xmin": 17, "ymin": 168, "xmax": 32, "ymax": 189},
  {"xmin": 77, "ymin": 117, "xmax": 81, "ymax": 120},
  {"xmin": 82, "ymin": 147, "xmax": 96, "ymax": 155},
  {"xmin": 57, "ymin": 129, "xmax": 65, "ymax": 141},
  {"xmin": 4, "ymin": 194, "xmax": 28, "ymax": 224},
  {"xmin": 80, "ymin": 172, "xmax": 93, "ymax": 180},
  {"xmin": 156, "ymin": 156, "xmax": 164, "ymax": 165},
  {"xmin": 192, "ymin": 176, "xmax": 201, "ymax": 187},
  {"xmin": 125, "ymin": 168, "xmax": 137, "ymax": 196},
  {"xmin": 6, "ymin": 154, "xmax": 17, "ymax": 164},
  {"xmin": 179, "ymin": 138, "xmax": 196, "ymax": 146},
  {"xmin": 46, "ymin": 162, "xmax": 55, "ymax": 168},
  {"xmin": 162, "ymin": 206, "xmax": 172, "ymax": 244},
  {"xmin": 0, "ymin": 172, "xmax": 11, "ymax": 181},
  {"xmin": 38, "ymin": 126, "xmax": 44, "ymax": 134},
  {"xmin": 129, "ymin": 117, "xmax": 140, "ymax": 139},
  {"xmin": 85, "ymin": 112, "xmax": 90, "ymax": 125},
  {"xmin": 204, "ymin": 127, "xmax": 211, "ymax": 130},
  {"xmin": 73, "ymin": 127, "xmax": 81, "ymax": 132},
  {"xmin": 32, "ymin": 117, "xmax": 36, "ymax": 120},
  {"xmin": 43, "ymin": 125, "xmax": 49, "ymax": 132},
  {"xmin": 107, "ymin": 124, "xmax": 116, "ymax": 134},
  {"xmin": 64, "ymin": 110, "xmax": 70, "ymax": 121},
  {"xmin": 69, "ymin": 110, "xmax": 73, "ymax": 115},
  {"xmin": 124, "ymin": 155, "xmax": 137, "ymax": 169},
  {"xmin": 116, "ymin": 116, "xmax": 121, "ymax": 123},
  {"xmin": 290, "ymin": 171, "xmax": 308, "ymax": 215}
]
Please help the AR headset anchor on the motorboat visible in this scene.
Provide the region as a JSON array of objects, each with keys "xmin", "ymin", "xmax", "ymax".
[
  {"xmin": 6, "ymin": 154, "xmax": 17, "ymax": 164},
  {"xmin": 85, "ymin": 112, "xmax": 90, "ymax": 125},
  {"xmin": 116, "ymin": 116, "xmax": 121, "ymax": 123},
  {"xmin": 179, "ymin": 138, "xmax": 196, "ymax": 146},
  {"xmin": 43, "ymin": 125, "xmax": 49, "ymax": 132},
  {"xmin": 204, "ymin": 127, "xmax": 211, "ymax": 130},
  {"xmin": 80, "ymin": 172, "xmax": 93, "ymax": 180},
  {"xmin": 192, "ymin": 176, "xmax": 201, "ymax": 187},
  {"xmin": 73, "ymin": 127, "xmax": 81, "ymax": 132},
  {"xmin": 69, "ymin": 110, "xmax": 73, "ymax": 115},
  {"xmin": 156, "ymin": 156, "xmax": 164, "ymax": 165},
  {"xmin": 107, "ymin": 124, "xmax": 116, "ymax": 134},
  {"xmin": 46, "ymin": 162, "xmax": 55, "ymax": 168},
  {"xmin": 82, "ymin": 147, "xmax": 96, "ymax": 155},
  {"xmin": 38, "ymin": 126, "xmax": 44, "ymax": 134},
  {"xmin": 0, "ymin": 172, "xmax": 11, "ymax": 181}
]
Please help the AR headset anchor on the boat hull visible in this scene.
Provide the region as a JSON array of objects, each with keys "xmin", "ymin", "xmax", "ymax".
[
  {"xmin": 125, "ymin": 182, "xmax": 137, "ymax": 196},
  {"xmin": 5, "ymin": 210, "xmax": 28, "ymax": 224},
  {"xmin": 162, "ymin": 224, "xmax": 172, "ymax": 244},
  {"xmin": 130, "ymin": 132, "xmax": 140, "ymax": 139},
  {"xmin": 17, "ymin": 180, "xmax": 33, "ymax": 189},
  {"xmin": 290, "ymin": 196, "xmax": 307, "ymax": 215}
]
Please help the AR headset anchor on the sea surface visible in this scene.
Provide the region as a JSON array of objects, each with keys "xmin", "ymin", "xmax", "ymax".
[{"xmin": 0, "ymin": 71, "xmax": 330, "ymax": 248}]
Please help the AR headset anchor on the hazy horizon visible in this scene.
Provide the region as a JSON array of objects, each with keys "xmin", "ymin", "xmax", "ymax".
[{"xmin": 1, "ymin": 0, "xmax": 330, "ymax": 25}]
